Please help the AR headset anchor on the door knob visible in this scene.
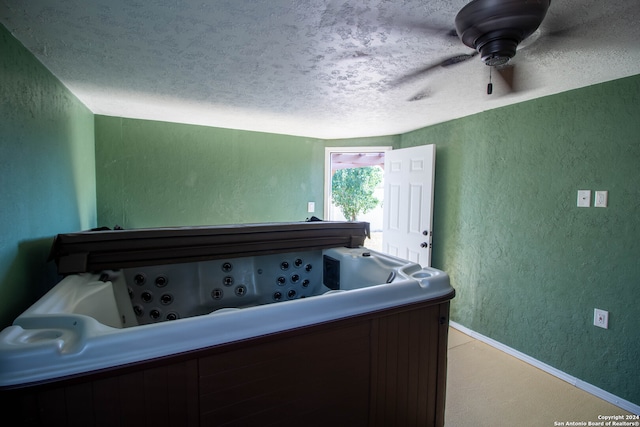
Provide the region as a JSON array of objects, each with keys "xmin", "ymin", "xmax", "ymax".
[{"xmin": 420, "ymin": 242, "xmax": 429, "ymax": 248}]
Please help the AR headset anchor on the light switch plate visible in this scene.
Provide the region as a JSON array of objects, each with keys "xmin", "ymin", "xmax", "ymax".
[
  {"xmin": 307, "ymin": 201, "xmax": 315, "ymax": 213},
  {"xmin": 577, "ymin": 190, "xmax": 591, "ymax": 207}
]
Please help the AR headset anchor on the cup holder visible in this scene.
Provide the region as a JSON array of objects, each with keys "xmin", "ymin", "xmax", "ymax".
[{"xmin": 412, "ymin": 272, "xmax": 432, "ymax": 278}]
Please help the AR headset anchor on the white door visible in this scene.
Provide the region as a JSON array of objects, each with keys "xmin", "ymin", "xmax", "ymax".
[{"xmin": 383, "ymin": 144, "xmax": 435, "ymax": 267}]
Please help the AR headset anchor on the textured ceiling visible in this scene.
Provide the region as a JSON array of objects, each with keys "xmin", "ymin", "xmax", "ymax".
[{"xmin": 1, "ymin": 0, "xmax": 639, "ymax": 139}]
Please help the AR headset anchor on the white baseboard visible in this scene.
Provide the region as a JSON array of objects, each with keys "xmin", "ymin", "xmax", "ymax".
[{"xmin": 449, "ymin": 321, "xmax": 640, "ymax": 415}]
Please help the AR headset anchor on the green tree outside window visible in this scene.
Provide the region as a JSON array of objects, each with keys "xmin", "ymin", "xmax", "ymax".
[{"xmin": 331, "ymin": 166, "xmax": 383, "ymax": 221}]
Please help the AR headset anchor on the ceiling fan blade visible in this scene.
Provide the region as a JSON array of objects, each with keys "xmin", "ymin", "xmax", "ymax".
[
  {"xmin": 390, "ymin": 63, "xmax": 441, "ymax": 87},
  {"xmin": 440, "ymin": 52, "xmax": 478, "ymax": 67},
  {"xmin": 492, "ymin": 62, "xmax": 538, "ymax": 96},
  {"xmin": 408, "ymin": 89, "xmax": 431, "ymax": 102},
  {"xmin": 390, "ymin": 51, "xmax": 477, "ymax": 88},
  {"xmin": 526, "ymin": 2, "xmax": 640, "ymax": 52},
  {"xmin": 495, "ymin": 64, "xmax": 516, "ymax": 93},
  {"xmin": 393, "ymin": 19, "xmax": 459, "ymax": 39}
]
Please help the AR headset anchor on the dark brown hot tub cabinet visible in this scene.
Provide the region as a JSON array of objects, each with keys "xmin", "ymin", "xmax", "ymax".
[{"xmin": 3, "ymin": 297, "xmax": 452, "ymax": 427}]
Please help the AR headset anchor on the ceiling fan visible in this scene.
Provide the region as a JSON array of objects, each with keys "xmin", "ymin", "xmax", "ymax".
[{"xmin": 395, "ymin": 0, "xmax": 552, "ymax": 98}]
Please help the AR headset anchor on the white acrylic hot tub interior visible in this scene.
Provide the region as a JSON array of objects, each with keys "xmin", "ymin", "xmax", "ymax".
[
  {"xmin": 119, "ymin": 249, "xmax": 329, "ymax": 327},
  {"xmin": 0, "ymin": 247, "xmax": 452, "ymax": 387}
]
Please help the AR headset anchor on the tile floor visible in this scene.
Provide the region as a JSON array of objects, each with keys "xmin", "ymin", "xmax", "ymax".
[{"xmin": 445, "ymin": 327, "xmax": 633, "ymax": 426}]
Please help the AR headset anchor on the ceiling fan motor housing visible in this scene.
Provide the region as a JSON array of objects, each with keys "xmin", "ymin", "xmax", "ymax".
[{"xmin": 455, "ymin": 0, "xmax": 551, "ymax": 65}]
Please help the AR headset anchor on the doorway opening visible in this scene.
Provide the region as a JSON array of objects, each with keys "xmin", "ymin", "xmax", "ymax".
[{"xmin": 324, "ymin": 147, "xmax": 392, "ymax": 251}]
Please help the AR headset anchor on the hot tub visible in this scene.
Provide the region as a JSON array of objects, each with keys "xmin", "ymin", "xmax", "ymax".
[{"xmin": 0, "ymin": 222, "xmax": 454, "ymax": 426}]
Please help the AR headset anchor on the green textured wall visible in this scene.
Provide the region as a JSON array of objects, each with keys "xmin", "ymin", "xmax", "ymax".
[
  {"xmin": 402, "ymin": 74, "xmax": 640, "ymax": 405},
  {"xmin": 95, "ymin": 116, "xmax": 398, "ymax": 228},
  {"xmin": 0, "ymin": 25, "xmax": 96, "ymax": 329}
]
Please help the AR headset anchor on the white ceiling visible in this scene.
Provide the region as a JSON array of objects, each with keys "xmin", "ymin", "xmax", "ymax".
[{"xmin": 2, "ymin": 0, "xmax": 639, "ymax": 139}]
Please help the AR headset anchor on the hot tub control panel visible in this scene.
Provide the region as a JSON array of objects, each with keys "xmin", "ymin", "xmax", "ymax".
[{"xmin": 121, "ymin": 250, "xmax": 325, "ymax": 325}]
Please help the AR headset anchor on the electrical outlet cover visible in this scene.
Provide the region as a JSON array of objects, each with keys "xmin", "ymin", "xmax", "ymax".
[
  {"xmin": 594, "ymin": 308, "xmax": 609, "ymax": 329},
  {"xmin": 595, "ymin": 191, "xmax": 608, "ymax": 207}
]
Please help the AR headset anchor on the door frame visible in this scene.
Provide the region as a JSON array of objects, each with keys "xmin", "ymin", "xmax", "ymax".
[{"xmin": 323, "ymin": 146, "xmax": 392, "ymax": 220}]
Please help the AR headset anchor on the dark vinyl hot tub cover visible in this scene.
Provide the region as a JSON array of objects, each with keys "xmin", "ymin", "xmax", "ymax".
[{"xmin": 49, "ymin": 221, "xmax": 371, "ymax": 274}]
